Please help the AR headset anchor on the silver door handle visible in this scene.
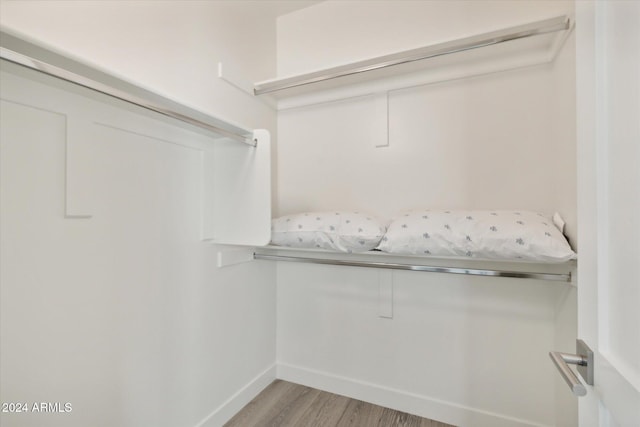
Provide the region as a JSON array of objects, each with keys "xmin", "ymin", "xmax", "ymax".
[
  {"xmin": 549, "ymin": 339, "xmax": 594, "ymax": 397},
  {"xmin": 549, "ymin": 351, "xmax": 587, "ymax": 396}
]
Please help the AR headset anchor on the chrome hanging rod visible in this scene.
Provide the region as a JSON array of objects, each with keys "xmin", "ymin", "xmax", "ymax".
[
  {"xmin": 254, "ymin": 15, "xmax": 571, "ymax": 96},
  {"xmin": 0, "ymin": 30, "xmax": 255, "ymax": 146},
  {"xmin": 253, "ymin": 253, "xmax": 572, "ymax": 282}
]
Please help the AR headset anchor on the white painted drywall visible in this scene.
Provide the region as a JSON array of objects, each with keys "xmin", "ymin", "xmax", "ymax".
[
  {"xmin": 0, "ymin": 2, "xmax": 280, "ymax": 426},
  {"xmin": 275, "ymin": 2, "xmax": 577, "ymax": 426}
]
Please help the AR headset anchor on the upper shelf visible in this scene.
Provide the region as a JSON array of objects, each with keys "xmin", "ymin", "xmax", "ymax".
[
  {"xmin": 255, "ymin": 15, "xmax": 573, "ymax": 109},
  {"xmin": 0, "ymin": 28, "xmax": 256, "ymax": 145}
]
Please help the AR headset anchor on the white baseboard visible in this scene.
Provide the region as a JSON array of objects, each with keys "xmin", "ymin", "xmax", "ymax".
[
  {"xmin": 195, "ymin": 364, "xmax": 277, "ymax": 427},
  {"xmin": 276, "ymin": 363, "xmax": 551, "ymax": 427}
]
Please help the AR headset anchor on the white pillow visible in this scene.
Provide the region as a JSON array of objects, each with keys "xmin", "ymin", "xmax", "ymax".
[
  {"xmin": 377, "ymin": 210, "xmax": 576, "ymax": 262},
  {"xmin": 271, "ymin": 211, "xmax": 386, "ymax": 253}
]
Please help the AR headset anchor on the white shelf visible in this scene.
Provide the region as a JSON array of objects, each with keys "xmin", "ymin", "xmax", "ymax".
[
  {"xmin": 255, "ymin": 15, "xmax": 573, "ymax": 109},
  {"xmin": 1, "ymin": 27, "xmax": 255, "ymax": 145},
  {"xmin": 254, "ymin": 246, "xmax": 575, "ymax": 283}
]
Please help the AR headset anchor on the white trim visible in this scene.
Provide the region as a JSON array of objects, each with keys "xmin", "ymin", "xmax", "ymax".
[
  {"xmin": 277, "ymin": 363, "xmax": 552, "ymax": 427},
  {"xmin": 194, "ymin": 364, "xmax": 276, "ymax": 427}
]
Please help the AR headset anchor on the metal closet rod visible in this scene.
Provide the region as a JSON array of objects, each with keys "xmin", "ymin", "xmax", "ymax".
[
  {"xmin": 253, "ymin": 253, "xmax": 572, "ymax": 282},
  {"xmin": 0, "ymin": 32, "xmax": 255, "ymax": 146},
  {"xmin": 254, "ymin": 15, "xmax": 571, "ymax": 96}
]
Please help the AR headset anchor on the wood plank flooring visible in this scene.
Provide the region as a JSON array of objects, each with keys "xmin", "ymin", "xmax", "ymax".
[{"xmin": 225, "ymin": 380, "xmax": 456, "ymax": 427}]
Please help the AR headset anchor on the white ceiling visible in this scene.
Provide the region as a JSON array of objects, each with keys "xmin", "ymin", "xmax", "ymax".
[{"xmin": 258, "ymin": 0, "xmax": 323, "ymax": 18}]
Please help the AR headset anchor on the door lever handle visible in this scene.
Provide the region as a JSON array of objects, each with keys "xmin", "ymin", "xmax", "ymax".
[
  {"xmin": 549, "ymin": 351, "xmax": 587, "ymax": 396},
  {"xmin": 549, "ymin": 339, "xmax": 594, "ymax": 397}
]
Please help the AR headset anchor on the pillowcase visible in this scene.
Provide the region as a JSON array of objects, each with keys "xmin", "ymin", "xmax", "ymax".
[
  {"xmin": 271, "ymin": 211, "xmax": 386, "ymax": 253},
  {"xmin": 377, "ymin": 210, "xmax": 576, "ymax": 262}
]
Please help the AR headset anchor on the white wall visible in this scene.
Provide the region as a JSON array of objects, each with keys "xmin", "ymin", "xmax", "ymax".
[
  {"xmin": 276, "ymin": 65, "xmax": 575, "ymax": 223},
  {"xmin": 0, "ymin": 2, "xmax": 283, "ymax": 426},
  {"xmin": 275, "ymin": 2, "xmax": 577, "ymax": 426}
]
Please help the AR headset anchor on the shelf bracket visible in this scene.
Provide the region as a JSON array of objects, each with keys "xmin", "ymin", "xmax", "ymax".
[
  {"xmin": 65, "ymin": 116, "xmax": 94, "ymax": 219},
  {"xmin": 372, "ymin": 92, "xmax": 389, "ymax": 148},
  {"xmin": 378, "ymin": 269, "xmax": 393, "ymax": 318},
  {"xmin": 218, "ymin": 61, "xmax": 276, "ymax": 110}
]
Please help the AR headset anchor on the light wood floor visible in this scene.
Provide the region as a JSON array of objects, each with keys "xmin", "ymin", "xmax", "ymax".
[{"xmin": 225, "ymin": 380, "xmax": 456, "ymax": 427}]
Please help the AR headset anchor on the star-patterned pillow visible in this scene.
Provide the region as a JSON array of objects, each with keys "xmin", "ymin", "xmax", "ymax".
[
  {"xmin": 271, "ymin": 211, "xmax": 386, "ymax": 253},
  {"xmin": 377, "ymin": 210, "xmax": 576, "ymax": 262}
]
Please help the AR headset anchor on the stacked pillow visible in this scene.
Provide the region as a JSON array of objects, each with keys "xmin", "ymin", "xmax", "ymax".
[
  {"xmin": 377, "ymin": 210, "xmax": 576, "ymax": 262},
  {"xmin": 270, "ymin": 210, "xmax": 576, "ymax": 262},
  {"xmin": 270, "ymin": 211, "xmax": 387, "ymax": 253}
]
